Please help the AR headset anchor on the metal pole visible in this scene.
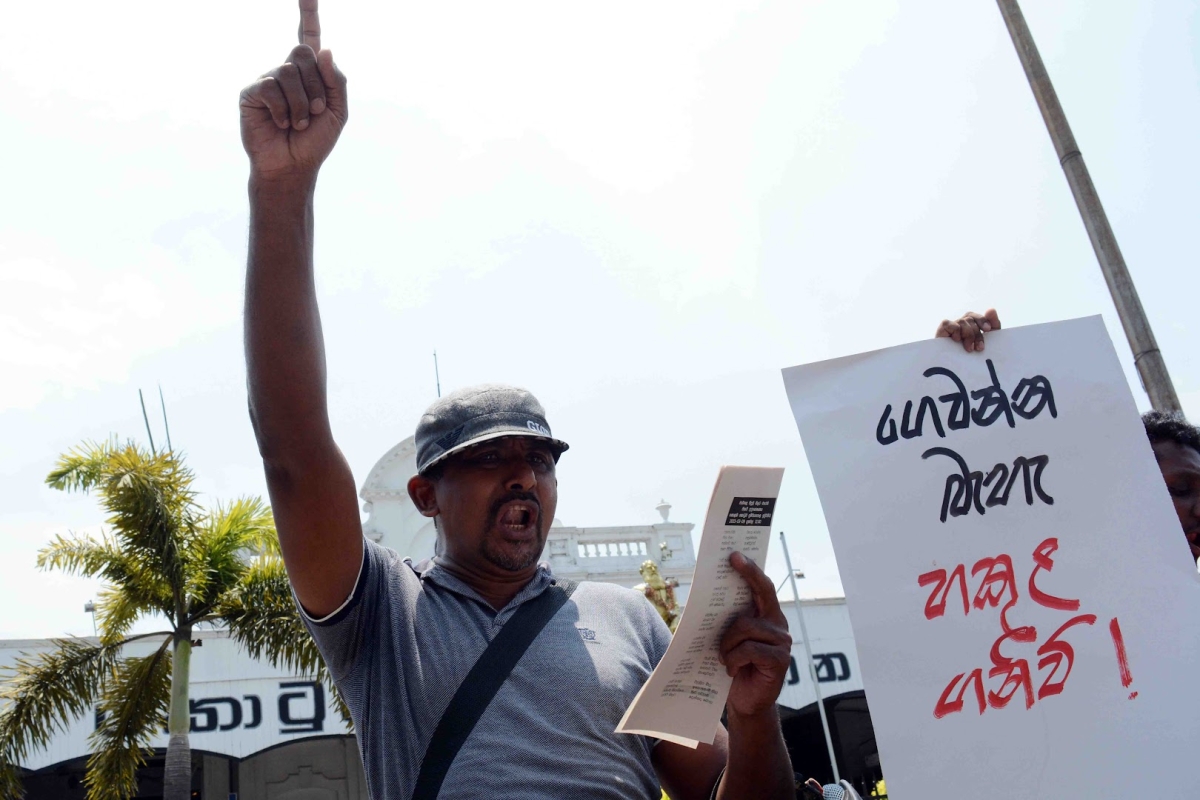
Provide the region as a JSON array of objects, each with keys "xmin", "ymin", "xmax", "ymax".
[
  {"xmin": 995, "ymin": 0, "xmax": 1181, "ymax": 412},
  {"xmin": 158, "ymin": 384, "xmax": 173, "ymax": 452},
  {"xmin": 433, "ymin": 351, "xmax": 442, "ymax": 398},
  {"xmin": 84, "ymin": 600, "xmax": 97, "ymax": 637},
  {"xmin": 138, "ymin": 389, "xmax": 157, "ymax": 454},
  {"xmin": 780, "ymin": 531, "xmax": 840, "ymax": 783}
]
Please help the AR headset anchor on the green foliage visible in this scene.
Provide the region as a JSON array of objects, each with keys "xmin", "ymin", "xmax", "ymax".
[
  {"xmin": 47, "ymin": 441, "xmax": 197, "ymax": 590},
  {"xmin": 83, "ymin": 640, "xmax": 172, "ymax": 800},
  {"xmin": 184, "ymin": 497, "xmax": 276, "ymax": 614},
  {"xmin": 0, "ymin": 440, "xmax": 343, "ymax": 800},
  {"xmin": 38, "ymin": 533, "xmax": 174, "ymax": 635},
  {"xmin": 217, "ymin": 556, "xmax": 351, "ymax": 726},
  {"xmin": 0, "ymin": 639, "xmax": 125, "ymax": 798}
]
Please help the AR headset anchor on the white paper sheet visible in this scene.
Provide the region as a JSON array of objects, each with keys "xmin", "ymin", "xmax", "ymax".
[
  {"xmin": 617, "ymin": 466, "xmax": 785, "ymax": 747},
  {"xmin": 781, "ymin": 316, "xmax": 1200, "ymax": 799}
]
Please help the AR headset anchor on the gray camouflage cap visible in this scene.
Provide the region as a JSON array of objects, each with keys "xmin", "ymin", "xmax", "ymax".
[{"xmin": 414, "ymin": 384, "xmax": 569, "ymax": 474}]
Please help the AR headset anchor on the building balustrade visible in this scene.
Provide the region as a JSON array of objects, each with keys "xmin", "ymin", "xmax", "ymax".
[{"xmin": 577, "ymin": 540, "xmax": 649, "ymax": 559}]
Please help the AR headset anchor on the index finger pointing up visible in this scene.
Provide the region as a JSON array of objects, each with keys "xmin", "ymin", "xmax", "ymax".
[{"xmin": 298, "ymin": 0, "xmax": 321, "ymax": 52}]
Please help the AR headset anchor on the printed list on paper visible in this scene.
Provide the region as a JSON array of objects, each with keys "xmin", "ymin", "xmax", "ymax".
[{"xmin": 617, "ymin": 466, "xmax": 785, "ymax": 748}]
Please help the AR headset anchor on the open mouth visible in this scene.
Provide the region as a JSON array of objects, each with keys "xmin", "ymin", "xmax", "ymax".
[{"xmin": 497, "ymin": 500, "xmax": 539, "ymax": 535}]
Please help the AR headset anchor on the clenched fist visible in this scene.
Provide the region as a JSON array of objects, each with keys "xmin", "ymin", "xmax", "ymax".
[{"xmin": 240, "ymin": 0, "xmax": 348, "ymax": 182}]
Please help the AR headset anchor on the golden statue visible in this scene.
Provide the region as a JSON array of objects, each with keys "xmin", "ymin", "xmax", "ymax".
[{"xmin": 635, "ymin": 560, "xmax": 681, "ymax": 633}]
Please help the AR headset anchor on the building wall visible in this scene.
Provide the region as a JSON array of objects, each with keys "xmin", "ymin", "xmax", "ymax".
[
  {"xmin": 237, "ymin": 736, "xmax": 367, "ymax": 800},
  {"xmin": 777, "ymin": 598, "xmax": 864, "ymax": 711}
]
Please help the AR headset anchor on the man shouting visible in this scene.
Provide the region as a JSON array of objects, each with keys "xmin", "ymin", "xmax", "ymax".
[{"xmin": 239, "ymin": 2, "xmax": 797, "ymax": 798}]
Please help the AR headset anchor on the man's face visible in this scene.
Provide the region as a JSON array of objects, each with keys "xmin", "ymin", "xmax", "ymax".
[
  {"xmin": 1153, "ymin": 440, "xmax": 1200, "ymax": 562},
  {"xmin": 428, "ymin": 436, "xmax": 559, "ymax": 574}
]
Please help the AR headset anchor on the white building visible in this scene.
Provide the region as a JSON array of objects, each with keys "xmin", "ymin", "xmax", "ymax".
[{"xmin": 1, "ymin": 437, "xmax": 875, "ymax": 798}]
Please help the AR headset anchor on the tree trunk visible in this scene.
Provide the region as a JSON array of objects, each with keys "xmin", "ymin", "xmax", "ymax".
[{"xmin": 162, "ymin": 633, "xmax": 193, "ymax": 800}]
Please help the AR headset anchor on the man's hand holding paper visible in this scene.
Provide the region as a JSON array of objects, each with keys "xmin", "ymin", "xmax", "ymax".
[
  {"xmin": 720, "ymin": 551, "xmax": 793, "ymax": 719},
  {"xmin": 617, "ymin": 467, "xmax": 788, "ymax": 744}
]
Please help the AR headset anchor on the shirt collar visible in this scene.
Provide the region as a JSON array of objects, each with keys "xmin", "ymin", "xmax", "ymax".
[{"xmin": 408, "ymin": 558, "xmax": 557, "ymax": 611}]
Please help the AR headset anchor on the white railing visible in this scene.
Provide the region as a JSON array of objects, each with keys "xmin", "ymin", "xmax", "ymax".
[
  {"xmin": 543, "ymin": 523, "xmax": 696, "ymax": 590},
  {"xmin": 577, "ymin": 540, "xmax": 649, "ymax": 559}
]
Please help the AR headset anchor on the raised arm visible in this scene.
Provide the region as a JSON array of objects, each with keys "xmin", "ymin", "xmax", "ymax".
[{"xmin": 240, "ymin": 0, "xmax": 361, "ymax": 617}]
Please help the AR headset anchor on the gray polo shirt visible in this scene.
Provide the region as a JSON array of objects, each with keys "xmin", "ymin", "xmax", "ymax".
[{"xmin": 302, "ymin": 538, "xmax": 673, "ymax": 799}]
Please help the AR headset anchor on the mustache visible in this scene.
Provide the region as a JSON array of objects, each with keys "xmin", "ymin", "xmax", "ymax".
[{"xmin": 487, "ymin": 491, "xmax": 542, "ymax": 524}]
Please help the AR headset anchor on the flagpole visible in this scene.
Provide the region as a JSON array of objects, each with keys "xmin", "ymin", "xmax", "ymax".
[
  {"xmin": 780, "ymin": 531, "xmax": 840, "ymax": 783},
  {"xmin": 995, "ymin": 0, "xmax": 1180, "ymax": 412}
]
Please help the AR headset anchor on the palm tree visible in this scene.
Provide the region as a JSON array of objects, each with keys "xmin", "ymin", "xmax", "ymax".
[{"xmin": 0, "ymin": 440, "xmax": 344, "ymax": 800}]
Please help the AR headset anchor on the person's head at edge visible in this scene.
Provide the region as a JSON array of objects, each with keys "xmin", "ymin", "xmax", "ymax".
[
  {"xmin": 938, "ymin": 310, "xmax": 1200, "ymax": 564},
  {"xmin": 1144, "ymin": 410, "xmax": 1200, "ymax": 561},
  {"xmin": 404, "ymin": 385, "xmax": 568, "ymax": 595}
]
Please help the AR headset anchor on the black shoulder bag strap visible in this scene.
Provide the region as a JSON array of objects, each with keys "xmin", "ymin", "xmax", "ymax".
[{"xmin": 411, "ymin": 578, "xmax": 578, "ymax": 800}]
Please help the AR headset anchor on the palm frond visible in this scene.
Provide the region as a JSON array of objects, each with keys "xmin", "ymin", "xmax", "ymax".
[
  {"xmin": 214, "ymin": 556, "xmax": 319, "ymax": 673},
  {"xmin": 36, "ymin": 532, "xmax": 124, "ymax": 580},
  {"xmin": 46, "ymin": 442, "xmax": 196, "ymax": 598},
  {"xmin": 84, "ymin": 640, "xmax": 171, "ymax": 800},
  {"xmin": 98, "ymin": 447, "xmax": 195, "ymax": 585},
  {"xmin": 0, "ymin": 638, "xmax": 128, "ymax": 796},
  {"xmin": 38, "ymin": 535, "xmax": 174, "ymax": 626},
  {"xmin": 0, "ymin": 759, "xmax": 22, "ymax": 799},
  {"xmin": 215, "ymin": 496, "xmax": 277, "ymax": 556},
  {"xmin": 216, "ymin": 556, "xmax": 351, "ymax": 727},
  {"xmin": 94, "ymin": 587, "xmax": 143, "ymax": 647},
  {"xmin": 45, "ymin": 440, "xmax": 116, "ymax": 494},
  {"xmin": 184, "ymin": 498, "xmax": 277, "ymax": 611}
]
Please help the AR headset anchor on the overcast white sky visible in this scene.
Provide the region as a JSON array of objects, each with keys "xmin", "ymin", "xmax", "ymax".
[{"xmin": 2, "ymin": 1, "xmax": 1197, "ymax": 640}]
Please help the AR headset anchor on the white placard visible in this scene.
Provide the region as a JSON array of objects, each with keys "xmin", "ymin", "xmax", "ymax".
[
  {"xmin": 617, "ymin": 466, "xmax": 784, "ymax": 747},
  {"xmin": 781, "ymin": 316, "xmax": 1200, "ymax": 799}
]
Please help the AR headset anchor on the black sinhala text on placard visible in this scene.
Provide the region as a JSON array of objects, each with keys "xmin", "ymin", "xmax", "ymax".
[
  {"xmin": 876, "ymin": 359, "xmax": 1056, "ymax": 446},
  {"xmin": 922, "ymin": 447, "xmax": 1055, "ymax": 523}
]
